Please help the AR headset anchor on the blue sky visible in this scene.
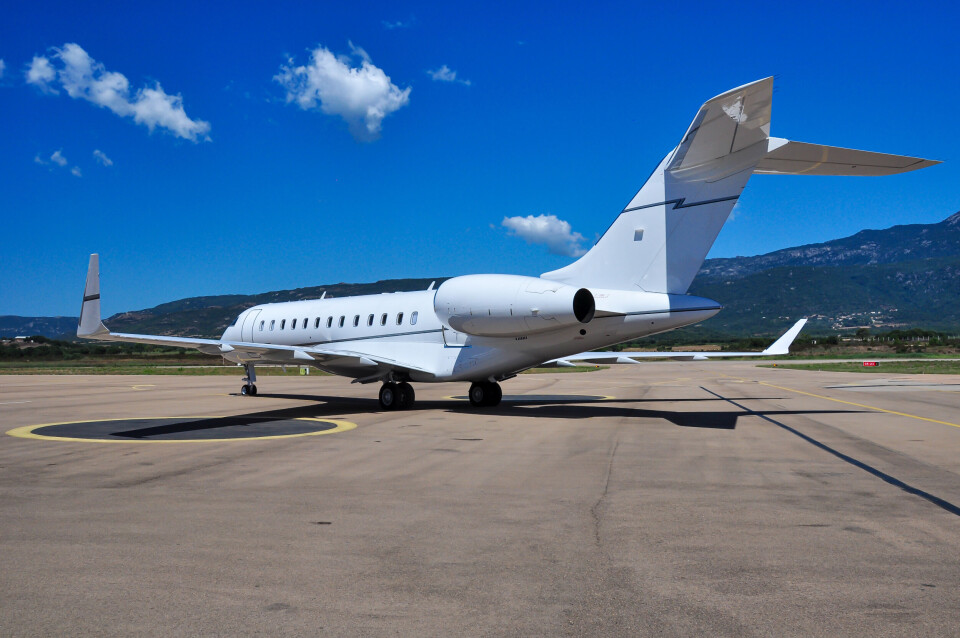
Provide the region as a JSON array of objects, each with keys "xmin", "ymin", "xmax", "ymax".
[{"xmin": 2, "ymin": 1, "xmax": 958, "ymax": 317}]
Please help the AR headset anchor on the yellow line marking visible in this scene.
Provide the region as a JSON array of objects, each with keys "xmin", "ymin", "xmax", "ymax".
[
  {"xmin": 742, "ymin": 378, "xmax": 960, "ymax": 430},
  {"xmin": 6, "ymin": 416, "xmax": 357, "ymax": 443},
  {"xmin": 131, "ymin": 385, "xmax": 156, "ymax": 391}
]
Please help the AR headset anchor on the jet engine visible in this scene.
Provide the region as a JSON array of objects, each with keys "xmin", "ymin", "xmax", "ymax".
[{"xmin": 434, "ymin": 274, "xmax": 595, "ymax": 337}]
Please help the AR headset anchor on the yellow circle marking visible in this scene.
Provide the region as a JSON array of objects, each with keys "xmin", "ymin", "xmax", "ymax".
[
  {"xmin": 443, "ymin": 394, "xmax": 616, "ymax": 401},
  {"xmin": 6, "ymin": 416, "xmax": 357, "ymax": 444}
]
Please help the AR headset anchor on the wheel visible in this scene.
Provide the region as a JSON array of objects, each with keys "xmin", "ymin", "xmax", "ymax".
[
  {"xmin": 487, "ymin": 382, "xmax": 502, "ymax": 407},
  {"xmin": 379, "ymin": 383, "xmax": 399, "ymax": 410},
  {"xmin": 397, "ymin": 382, "xmax": 415, "ymax": 409},
  {"xmin": 468, "ymin": 382, "xmax": 487, "ymax": 407},
  {"xmin": 469, "ymin": 382, "xmax": 502, "ymax": 407},
  {"xmin": 241, "ymin": 384, "xmax": 250, "ymax": 396},
  {"xmin": 250, "ymin": 384, "xmax": 258, "ymax": 396}
]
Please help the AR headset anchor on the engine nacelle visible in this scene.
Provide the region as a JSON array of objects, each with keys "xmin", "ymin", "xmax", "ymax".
[{"xmin": 434, "ymin": 275, "xmax": 595, "ymax": 337}]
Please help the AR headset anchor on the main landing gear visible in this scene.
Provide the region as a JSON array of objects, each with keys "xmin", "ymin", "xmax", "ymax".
[
  {"xmin": 379, "ymin": 381, "xmax": 415, "ymax": 410},
  {"xmin": 240, "ymin": 363, "xmax": 258, "ymax": 396},
  {"xmin": 468, "ymin": 381, "xmax": 502, "ymax": 407}
]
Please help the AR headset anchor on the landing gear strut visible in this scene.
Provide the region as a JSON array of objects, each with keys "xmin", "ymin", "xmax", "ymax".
[
  {"xmin": 379, "ymin": 381, "xmax": 415, "ymax": 410},
  {"xmin": 468, "ymin": 381, "xmax": 502, "ymax": 407},
  {"xmin": 241, "ymin": 363, "xmax": 258, "ymax": 396}
]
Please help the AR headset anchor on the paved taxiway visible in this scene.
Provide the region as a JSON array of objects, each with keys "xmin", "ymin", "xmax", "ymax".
[{"xmin": 2, "ymin": 363, "xmax": 959, "ymax": 637}]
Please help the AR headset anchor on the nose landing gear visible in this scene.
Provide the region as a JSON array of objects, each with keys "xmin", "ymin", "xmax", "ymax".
[{"xmin": 241, "ymin": 363, "xmax": 257, "ymax": 396}]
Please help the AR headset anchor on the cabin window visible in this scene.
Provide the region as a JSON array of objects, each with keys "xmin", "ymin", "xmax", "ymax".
[
  {"xmin": 280, "ymin": 319, "xmax": 286, "ymax": 330},
  {"xmin": 353, "ymin": 315, "xmax": 360, "ymax": 327},
  {"xmin": 259, "ymin": 320, "xmax": 265, "ymax": 331},
  {"xmin": 303, "ymin": 317, "xmax": 308, "ymax": 329},
  {"xmin": 290, "ymin": 319, "xmax": 295, "ymax": 330},
  {"xmin": 269, "ymin": 320, "xmax": 275, "ymax": 331},
  {"xmin": 380, "ymin": 313, "xmax": 388, "ymax": 326},
  {"xmin": 410, "ymin": 311, "xmax": 418, "ymax": 326},
  {"xmin": 367, "ymin": 314, "xmax": 374, "ymax": 326},
  {"xmin": 396, "ymin": 312, "xmax": 404, "ymax": 325},
  {"xmin": 338, "ymin": 316, "xmax": 345, "ymax": 328},
  {"xmin": 326, "ymin": 317, "xmax": 332, "ymax": 328},
  {"xmin": 314, "ymin": 317, "xmax": 320, "ymax": 329}
]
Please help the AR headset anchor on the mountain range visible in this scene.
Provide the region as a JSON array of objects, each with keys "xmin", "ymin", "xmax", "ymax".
[{"xmin": 3, "ymin": 211, "xmax": 958, "ymax": 340}]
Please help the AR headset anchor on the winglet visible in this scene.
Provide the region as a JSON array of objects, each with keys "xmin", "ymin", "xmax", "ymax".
[
  {"xmin": 77, "ymin": 254, "xmax": 110, "ymax": 338},
  {"xmin": 761, "ymin": 318, "xmax": 807, "ymax": 355}
]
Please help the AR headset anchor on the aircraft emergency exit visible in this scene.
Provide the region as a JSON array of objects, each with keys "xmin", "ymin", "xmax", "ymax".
[{"xmin": 78, "ymin": 77, "xmax": 939, "ymax": 409}]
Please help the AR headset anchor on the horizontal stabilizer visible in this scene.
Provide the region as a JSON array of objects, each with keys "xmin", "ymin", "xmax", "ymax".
[{"xmin": 756, "ymin": 138, "xmax": 940, "ymax": 176}]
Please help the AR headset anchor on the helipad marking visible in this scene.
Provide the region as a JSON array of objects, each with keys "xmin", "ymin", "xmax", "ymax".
[
  {"xmin": 6, "ymin": 416, "xmax": 357, "ymax": 443},
  {"xmin": 443, "ymin": 394, "xmax": 616, "ymax": 402}
]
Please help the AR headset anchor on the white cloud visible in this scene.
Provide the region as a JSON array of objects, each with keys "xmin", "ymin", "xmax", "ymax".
[
  {"xmin": 274, "ymin": 42, "xmax": 411, "ymax": 142},
  {"xmin": 0, "ymin": 59, "xmax": 5, "ymax": 78},
  {"xmin": 33, "ymin": 154, "xmax": 46, "ymax": 165},
  {"xmin": 427, "ymin": 65, "xmax": 471, "ymax": 86},
  {"xmin": 502, "ymin": 214, "xmax": 587, "ymax": 257},
  {"xmin": 25, "ymin": 43, "xmax": 210, "ymax": 141},
  {"xmin": 50, "ymin": 149, "xmax": 68, "ymax": 166},
  {"xmin": 381, "ymin": 18, "xmax": 413, "ymax": 29},
  {"xmin": 25, "ymin": 56, "xmax": 57, "ymax": 93},
  {"xmin": 92, "ymin": 149, "xmax": 113, "ymax": 166},
  {"xmin": 71, "ymin": 166, "xmax": 82, "ymax": 177},
  {"xmin": 728, "ymin": 201, "xmax": 742, "ymax": 222}
]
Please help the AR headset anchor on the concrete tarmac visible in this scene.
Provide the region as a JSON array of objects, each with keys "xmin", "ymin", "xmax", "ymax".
[{"xmin": 1, "ymin": 363, "xmax": 959, "ymax": 636}]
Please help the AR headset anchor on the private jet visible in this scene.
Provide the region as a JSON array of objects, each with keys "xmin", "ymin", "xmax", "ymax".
[{"xmin": 78, "ymin": 77, "xmax": 938, "ymax": 409}]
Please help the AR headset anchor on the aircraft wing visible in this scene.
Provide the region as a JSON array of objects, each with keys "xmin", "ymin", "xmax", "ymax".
[
  {"xmin": 76, "ymin": 254, "xmax": 435, "ymax": 378},
  {"xmin": 544, "ymin": 319, "xmax": 807, "ymax": 366}
]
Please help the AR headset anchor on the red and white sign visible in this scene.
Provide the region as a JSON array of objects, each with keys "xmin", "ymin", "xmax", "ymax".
[{"xmin": 863, "ymin": 361, "xmax": 879, "ymax": 367}]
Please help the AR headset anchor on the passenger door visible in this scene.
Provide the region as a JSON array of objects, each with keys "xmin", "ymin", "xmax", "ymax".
[{"xmin": 241, "ymin": 309, "xmax": 262, "ymax": 342}]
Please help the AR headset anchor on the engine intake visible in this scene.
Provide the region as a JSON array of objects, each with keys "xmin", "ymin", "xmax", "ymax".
[{"xmin": 434, "ymin": 275, "xmax": 595, "ymax": 338}]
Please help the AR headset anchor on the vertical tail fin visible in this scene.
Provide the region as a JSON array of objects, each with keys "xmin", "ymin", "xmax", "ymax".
[
  {"xmin": 542, "ymin": 77, "xmax": 938, "ymax": 294},
  {"xmin": 78, "ymin": 254, "xmax": 109, "ymax": 338},
  {"xmin": 543, "ymin": 77, "xmax": 774, "ymax": 293}
]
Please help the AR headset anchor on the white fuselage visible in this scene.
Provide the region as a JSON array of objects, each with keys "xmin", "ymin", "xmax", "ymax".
[{"xmin": 219, "ymin": 283, "xmax": 721, "ymax": 382}]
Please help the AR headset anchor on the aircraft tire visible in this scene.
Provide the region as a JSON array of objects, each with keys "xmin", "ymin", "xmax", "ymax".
[
  {"xmin": 379, "ymin": 383, "xmax": 399, "ymax": 410},
  {"xmin": 241, "ymin": 384, "xmax": 250, "ymax": 396},
  {"xmin": 469, "ymin": 382, "xmax": 501, "ymax": 407},
  {"xmin": 486, "ymin": 382, "xmax": 502, "ymax": 407},
  {"xmin": 250, "ymin": 384, "xmax": 258, "ymax": 396},
  {"xmin": 397, "ymin": 382, "xmax": 415, "ymax": 409}
]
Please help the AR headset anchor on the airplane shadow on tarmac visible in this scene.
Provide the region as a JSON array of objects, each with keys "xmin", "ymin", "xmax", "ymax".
[{"xmin": 215, "ymin": 392, "xmax": 866, "ymax": 431}]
